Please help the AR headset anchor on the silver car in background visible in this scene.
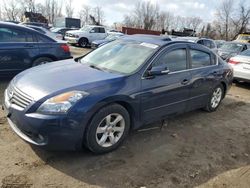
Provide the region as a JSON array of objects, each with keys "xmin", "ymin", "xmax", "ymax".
[{"xmin": 229, "ymin": 49, "xmax": 250, "ymax": 82}]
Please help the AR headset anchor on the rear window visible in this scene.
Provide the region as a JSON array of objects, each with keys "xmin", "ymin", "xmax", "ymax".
[
  {"xmin": 190, "ymin": 49, "xmax": 211, "ymax": 68},
  {"xmin": 36, "ymin": 34, "xmax": 54, "ymax": 43}
]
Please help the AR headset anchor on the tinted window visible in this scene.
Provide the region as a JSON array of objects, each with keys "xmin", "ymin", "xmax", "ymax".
[
  {"xmin": 0, "ymin": 27, "xmax": 28, "ymax": 42},
  {"xmin": 203, "ymin": 40, "xmax": 212, "ymax": 48},
  {"xmin": 36, "ymin": 34, "xmax": 53, "ymax": 42},
  {"xmin": 26, "ymin": 32, "xmax": 34, "ymax": 42},
  {"xmin": 93, "ymin": 27, "xmax": 99, "ymax": 33},
  {"xmin": 153, "ymin": 49, "xmax": 187, "ymax": 72},
  {"xmin": 210, "ymin": 41, "xmax": 216, "ymax": 48},
  {"xmin": 190, "ymin": 50, "xmax": 211, "ymax": 68},
  {"xmin": 32, "ymin": 27, "xmax": 46, "ymax": 34},
  {"xmin": 197, "ymin": 40, "xmax": 204, "ymax": 45},
  {"xmin": 99, "ymin": 28, "xmax": 105, "ymax": 33}
]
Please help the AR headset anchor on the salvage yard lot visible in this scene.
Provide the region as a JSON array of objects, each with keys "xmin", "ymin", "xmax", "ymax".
[{"xmin": 0, "ymin": 46, "xmax": 250, "ymax": 188}]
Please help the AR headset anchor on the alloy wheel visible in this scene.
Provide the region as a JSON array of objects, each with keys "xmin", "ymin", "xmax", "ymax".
[
  {"xmin": 211, "ymin": 87, "xmax": 222, "ymax": 108},
  {"xmin": 95, "ymin": 113, "xmax": 125, "ymax": 148}
]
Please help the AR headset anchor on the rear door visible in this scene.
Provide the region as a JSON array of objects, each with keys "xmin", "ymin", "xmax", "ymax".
[
  {"xmin": 0, "ymin": 26, "xmax": 39, "ymax": 75},
  {"xmin": 186, "ymin": 44, "xmax": 219, "ymax": 111}
]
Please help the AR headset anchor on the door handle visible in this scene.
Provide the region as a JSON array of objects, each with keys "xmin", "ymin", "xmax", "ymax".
[{"xmin": 181, "ymin": 79, "xmax": 190, "ymax": 85}]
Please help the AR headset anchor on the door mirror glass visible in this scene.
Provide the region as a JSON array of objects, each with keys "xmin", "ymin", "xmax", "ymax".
[{"xmin": 148, "ymin": 65, "xmax": 169, "ymax": 76}]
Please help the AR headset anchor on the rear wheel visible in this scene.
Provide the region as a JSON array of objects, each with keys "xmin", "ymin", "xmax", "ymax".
[
  {"xmin": 85, "ymin": 104, "xmax": 130, "ymax": 154},
  {"xmin": 79, "ymin": 38, "xmax": 88, "ymax": 48},
  {"xmin": 205, "ymin": 84, "xmax": 224, "ymax": 112},
  {"xmin": 32, "ymin": 57, "xmax": 53, "ymax": 67}
]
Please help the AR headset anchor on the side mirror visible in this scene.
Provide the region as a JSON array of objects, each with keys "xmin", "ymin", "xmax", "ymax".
[
  {"xmin": 148, "ymin": 65, "xmax": 170, "ymax": 76},
  {"xmin": 90, "ymin": 30, "xmax": 95, "ymax": 33}
]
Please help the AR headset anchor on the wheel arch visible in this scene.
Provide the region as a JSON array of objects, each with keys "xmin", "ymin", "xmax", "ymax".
[{"xmin": 31, "ymin": 54, "xmax": 58, "ymax": 65}]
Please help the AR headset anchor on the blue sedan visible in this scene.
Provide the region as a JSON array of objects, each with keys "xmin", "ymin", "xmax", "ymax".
[
  {"xmin": 3, "ymin": 36, "xmax": 233, "ymax": 153},
  {"xmin": 0, "ymin": 22, "xmax": 72, "ymax": 76}
]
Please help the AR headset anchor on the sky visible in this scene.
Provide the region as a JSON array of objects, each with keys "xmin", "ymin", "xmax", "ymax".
[
  {"xmin": 70, "ymin": 0, "xmax": 221, "ymax": 25},
  {"xmin": 2, "ymin": 0, "xmax": 250, "ymax": 25}
]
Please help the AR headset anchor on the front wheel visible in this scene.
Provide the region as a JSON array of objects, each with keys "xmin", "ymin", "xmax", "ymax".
[
  {"xmin": 205, "ymin": 84, "xmax": 224, "ymax": 112},
  {"xmin": 85, "ymin": 104, "xmax": 130, "ymax": 154},
  {"xmin": 78, "ymin": 38, "xmax": 88, "ymax": 48}
]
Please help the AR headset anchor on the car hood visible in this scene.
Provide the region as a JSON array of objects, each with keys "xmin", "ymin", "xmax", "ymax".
[
  {"xmin": 92, "ymin": 39, "xmax": 110, "ymax": 45},
  {"xmin": 12, "ymin": 59, "xmax": 124, "ymax": 101},
  {"xmin": 67, "ymin": 30, "xmax": 86, "ymax": 35}
]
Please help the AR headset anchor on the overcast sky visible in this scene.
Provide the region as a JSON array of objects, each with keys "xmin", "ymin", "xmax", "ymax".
[
  {"xmin": 71, "ymin": 0, "xmax": 222, "ymax": 25},
  {"xmin": 2, "ymin": 0, "xmax": 250, "ymax": 25}
]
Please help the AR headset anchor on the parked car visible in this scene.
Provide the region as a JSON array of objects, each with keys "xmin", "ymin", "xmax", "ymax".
[
  {"xmin": 176, "ymin": 37, "xmax": 218, "ymax": 53},
  {"xmin": 26, "ymin": 25, "xmax": 63, "ymax": 40},
  {"xmin": 91, "ymin": 33, "xmax": 124, "ymax": 49},
  {"xmin": 235, "ymin": 33, "xmax": 250, "ymax": 43},
  {"xmin": 3, "ymin": 36, "xmax": 233, "ymax": 153},
  {"xmin": 215, "ymin": 40, "xmax": 226, "ymax": 48},
  {"xmin": 51, "ymin": 27, "xmax": 76, "ymax": 40},
  {"xmin": 0, "ymin": 21, "xmax": 72, "ymax": 76},
  {"xmin": 20, "ymin": 22, "xmax": 49, "ymax": 29},
  {"xmin": 218, "ymin": 42, "xmax": 250, "ymax": 61},
  {"xmin": 229, "ymin": 49, "xmax": 250, "ymax": 82},
  {"xmin": 65, "ymin": 25, "xmax": 108, "ymax": 47}
]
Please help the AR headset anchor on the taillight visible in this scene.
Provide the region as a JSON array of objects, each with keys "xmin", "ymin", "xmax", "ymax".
[
  {"xmin": 228, "ymin": 59, "xmax": 239, "ymax": 65},
  {"xmin": 60, "ymin": 44, "xmax": 70, "ymax": 53}
]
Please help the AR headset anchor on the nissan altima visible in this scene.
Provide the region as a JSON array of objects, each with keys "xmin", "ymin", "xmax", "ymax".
[{"xmin": 3, "ymin": 36, "xmax": 233, "ymax": 153}]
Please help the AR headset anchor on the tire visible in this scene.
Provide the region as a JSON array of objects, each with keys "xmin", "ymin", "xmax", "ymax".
[
  {"xmin": 32, "ymin": 57, "xmax": 53, "ymax": 67},
  {"xmin": 78, "ymin": 38, "xmax": 88, "ymax": 48},
  {"xmin": 204, "ymin": 84, "xmax": 224, "ymax": 112},
  {"xmin": 85, "ymin": 104, "xmax": 130, "ymax": 154}
]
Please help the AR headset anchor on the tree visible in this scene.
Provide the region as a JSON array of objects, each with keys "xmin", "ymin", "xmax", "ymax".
[
  {"xmin": 65, "ymin": 0, "xmax": 74, "ymax": 18},
  {"xmin": 215, "ymin": 0, "xmax": 234, "ymax": 40},
  {"xmin": 2, "ymin": 0, "xmax": 21, "ymax": 21},
  {"xmin": 92, "ymin": 6, "xmax": 104, "ymax": 25},
  {"xmin": 231, "ymin": 1, "xmax": 250, "ymax": 39},
  {"xmin": 78, "ymin": 5, "xmax": 91, "ymax": 26}
]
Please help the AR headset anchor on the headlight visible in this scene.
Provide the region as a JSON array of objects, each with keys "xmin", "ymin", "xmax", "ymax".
[{"xmin": 37, "ymin": 91, "xmax": 88, "ymax": 114}]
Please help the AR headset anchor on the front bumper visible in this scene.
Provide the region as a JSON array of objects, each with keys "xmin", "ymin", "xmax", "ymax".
[
  {"xmin": 65, "ymin": 37, "xmax": 79, "ymax": 44},
  {"xmin": 3, "ymin": 90, "xmax": 85, "ymax": 150}
]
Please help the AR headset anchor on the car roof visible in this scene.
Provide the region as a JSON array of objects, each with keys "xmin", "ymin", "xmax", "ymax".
[{"xmin": 121, "ymin": 35, "xmax": 195, "ymax": 47}]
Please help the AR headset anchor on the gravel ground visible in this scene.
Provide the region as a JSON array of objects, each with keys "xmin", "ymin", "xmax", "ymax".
[{"xmin": 0, "ymin": 46, "xmax": 249, "ymax": 188}]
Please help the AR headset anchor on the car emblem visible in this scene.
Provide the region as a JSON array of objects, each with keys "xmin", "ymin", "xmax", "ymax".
[{"xmin": 9, "ymin": 90, "xmax": 14, "ymax": 100}]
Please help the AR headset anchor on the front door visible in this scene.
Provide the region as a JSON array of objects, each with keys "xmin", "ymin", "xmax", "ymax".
[{"xmin": 140, "ymin": 44, "xmax": 192, "ymax": 123}]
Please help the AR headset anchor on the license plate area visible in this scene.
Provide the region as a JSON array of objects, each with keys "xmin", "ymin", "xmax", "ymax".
[{"xmin": 243, "ymin": 64, "xmax": 250, "ymax": 70}]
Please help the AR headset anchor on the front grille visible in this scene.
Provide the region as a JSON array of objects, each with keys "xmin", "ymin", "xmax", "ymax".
[
  {"xmin": 66, "ymin": 33, "xmax": 74, "ymax": 37},
  {"xmin": 7, "ymin": 85, "xmax": 33, "ymax": 109}
]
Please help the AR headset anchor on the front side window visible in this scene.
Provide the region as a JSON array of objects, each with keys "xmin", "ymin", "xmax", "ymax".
[
  {"xmin": 190, "ymin": 49, "xmax": 211, "ymax": 68},
  {"xmin": 153, "ymin": 49, "xmax": 187, "ymax": 72},
  {"xmin": 80, "ymin": 40, "xmax": 158, "ymax": 74}
]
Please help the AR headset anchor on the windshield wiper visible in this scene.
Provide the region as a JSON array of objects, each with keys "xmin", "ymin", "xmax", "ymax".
[{"xmin": 89, "ymin": 64, "xmax": 103, "ymax": 71}]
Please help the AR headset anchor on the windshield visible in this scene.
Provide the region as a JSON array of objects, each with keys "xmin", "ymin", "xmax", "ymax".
[
  {"xmin": 220, "ymin": 43, "xmax": 243, "ymax": 52},
  {"xmin": 237, "ymin": 35, "xmax": 250, "ymax": 41},
  {"xmin": 80, "ymin": 40, "xmax": 158, "ymax": 74},
  {"xmin": 106, "ymin": 35, "xmax": 121, "ymax": 40},
  {"xmin": 240, "ymin": 49, "xmax": 250, "ymax": 56},
  {"xmin": 51, "ymin": 28, "xmax": 61, "ymax": 32},
  {"xmin": 80, "ymin": 26, "xmax": 91, "ymax": 32}
]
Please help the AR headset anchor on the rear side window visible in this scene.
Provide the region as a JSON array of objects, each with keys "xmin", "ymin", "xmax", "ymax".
[
  {"xmin": 153, "ymin": 49, "xmax": 187, "ymax": 72},
  {"xmin": 203, "ymin": 40, "xmax": 212, "ymax": 48},
  {"xmin": 99, "ymin": 28, "xmax": 105, "ymax": 33},
  {"xmin": 190, "ymin": 50, "xmax": 211, "ymax": 68},
  {"xmin": 36, "ymin": 34, "xmax": 54, "ymax": 43},
  {"xmin": 197, "ymin": 40, "xmax": 204, "ymax": 45},
  {"xmin": 0, "ymin": 27, "xmax": 30, "ymax": 42}
]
